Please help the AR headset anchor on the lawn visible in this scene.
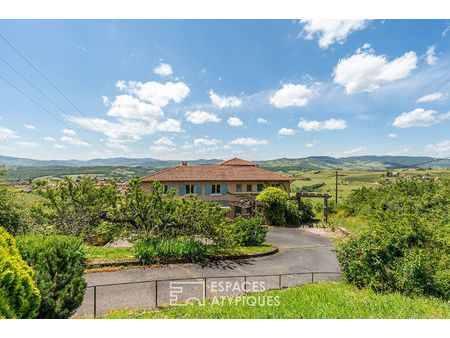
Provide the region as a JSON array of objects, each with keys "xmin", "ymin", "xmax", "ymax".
[
  {"xmin": 85, "ymin": 243, "xmax": 275, "ymax": 263},
  {"xmin": 96, "ymin": 282, "xmax": 450, "ymax": 319}
]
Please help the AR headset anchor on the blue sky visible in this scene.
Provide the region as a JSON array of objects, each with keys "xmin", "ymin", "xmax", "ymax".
[{"xmin": 0, "ymin": 19, "xmax": 449, "ymax": 161}]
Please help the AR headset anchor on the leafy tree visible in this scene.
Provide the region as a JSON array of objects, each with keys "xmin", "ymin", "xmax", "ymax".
[
  {"xmin": 256, "ymin": 187, "xmax": 288, "ymax": 226},
  {"xmin": 0, "ymin": 227, "xmax": 40, "ymax": 319},
  {"xmin": 0, "ymin": 166, "xmax": 24, "ymax": 235},
  {"xmin": 16, "ymin": 235, "xmax": 87, "ymax": 318},
  {"xmin": 233, "ymin": 216, "xmax": 267, "ymax": 246},
  {"xmin": 32, "ymin": 177, "xmax": 119, "ymax": 238}
]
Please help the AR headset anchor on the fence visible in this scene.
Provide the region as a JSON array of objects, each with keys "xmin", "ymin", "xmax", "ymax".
[{"xmin": 78, "ymin": 271, "xmax": 341, "ymax": 318}]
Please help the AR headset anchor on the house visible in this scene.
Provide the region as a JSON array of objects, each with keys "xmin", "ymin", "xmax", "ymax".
[{"xmin": 141, "ymin": 157, "xmax": 293, "ymax": 217}]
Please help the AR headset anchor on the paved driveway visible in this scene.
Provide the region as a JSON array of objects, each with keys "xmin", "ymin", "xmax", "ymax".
[{"xmin": 75, "ymin": 228, "xmax": 340, "ymax": 317}]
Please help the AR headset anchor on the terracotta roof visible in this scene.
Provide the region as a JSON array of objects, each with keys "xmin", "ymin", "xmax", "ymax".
[
  {"xmin": 216, "ymin": 157, "xmax": 258, "ymax": 166},
  {"xmin": 141, "ymin": 159, "xmax": 292, "ymax": 182}
]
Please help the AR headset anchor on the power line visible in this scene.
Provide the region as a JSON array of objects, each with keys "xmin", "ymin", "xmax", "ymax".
[
  {"xmin": 0, "ymin": 73, "xmax": 104, "ymax": 153},
  {"xmin": 0, "ymin": 33, "xmax": 92, "ymax": 119}
]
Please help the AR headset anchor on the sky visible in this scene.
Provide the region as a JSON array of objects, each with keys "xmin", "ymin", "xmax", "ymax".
[{"xmin": 0, "ymin": 19, "xmax": 449, "ymax": 161}]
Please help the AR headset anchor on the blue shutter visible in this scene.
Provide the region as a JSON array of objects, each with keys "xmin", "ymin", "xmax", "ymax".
[
  {"xmin": 178, "ymin": 184, "xmax": 185, "ymax": 196},
  {"xmin": 195, "ymin": 184, "xmax": 202, "ymax": 195},
  {"xmin": 221, "ymin": 184, "xmax": 228, "ymax": 195},
  {"xmin": 169, "ymin": 184, "xmax": 175, "ymax": 193},
  {"xmin": 205, "ymin": 184, "xmax": 211, "ymax": 195}
]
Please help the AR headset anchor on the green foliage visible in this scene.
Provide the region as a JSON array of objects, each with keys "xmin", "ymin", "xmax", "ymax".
[
  {"xmin": 133, "ymin": 237, "xmax": 207, "ymax": 263},
  {"xmin": 0, "ymin": 186, "xmax": 24, "ymax": 236},
  {"xmin": 286, "ymin": 200, "xmax": 315, "ymax": 225},
  {"xmin": 336, "ymin": 202, "xmax": 449, "ymax": 300},
  {"xmin": 233, "ymin": 216, "xmax": 267, "ymax": 246},
  {"xmin": 16, "ymin": 235, "xmax": 87, "ymax": 318},
  {"xmin": 0, "ymin": 227, "xmax": 40, "ymax": 319},
  {"xmin": 32, "ymin": 177, "xmax": 119, "ymax": 239},
  {"xmin": 256, "ymin": 187, "xmax": 288, "ymax": 226}
]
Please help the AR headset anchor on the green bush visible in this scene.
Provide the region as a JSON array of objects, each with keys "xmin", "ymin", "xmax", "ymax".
[
  {"xmin": 233, "ymin": 216, "xmax": 267, "ymax": 246},
  {"xmin": 0, "ymin": 227, "xmax": 40, "ymax": 318},
  {"xmin": 16, "ymin": 235, "xmax": 87, "ymax": 318},
  {"xmin": 256, "ymin": 187, "xmax": 288, "ymax": 226},
  {"xmin": 133, "ymin": 237, "xmax": 207, "ymax": 263},
  {"xmin": 286, "ymin": 200, "xmax": 315, "ymax": 225},
  {"xmin": 0, "ymin": 186, "xmax": 24, "ymax": 236},
  {"xmin": 336, "ymin": 214, "xmax": 449, "ymax": 300}
]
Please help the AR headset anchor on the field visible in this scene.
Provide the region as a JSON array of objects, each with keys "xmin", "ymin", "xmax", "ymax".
[
  {"xmin": 289, "ymin": 168, "xmax": 450, "ymax": 201},
  {"xmin": 94, "ymin": 282, "xmax": 450, "ymax": 319}
]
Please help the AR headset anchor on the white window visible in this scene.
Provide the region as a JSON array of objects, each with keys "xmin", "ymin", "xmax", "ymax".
[
  {"xmin": 211, "ymin": 184, "xmax": 221, "ymax": 194},
  {"xmin": 185, "ymin": 184, "xmax": 195, "ymax": 194}
]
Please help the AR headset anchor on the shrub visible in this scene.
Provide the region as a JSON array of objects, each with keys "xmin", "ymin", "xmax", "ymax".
[
  {"xmin": 286, "ymin": 200, "xmax": 315, "ymax": 225},
  {"xmin": 256, "ymin": 187, "xmax": 288, "ymax": 226},
  {"xmin": 133, "ymin": 237, "xmax": 207, "ymax": 263},
  {"xmin": 0, "ymin": 227, "xmax": 40, "ymax": 319},
  {"xmin": 336, "ymin": 214, "xmax": 449, "ymax": 300},
  {"xmin": 0, "ymin": 186, "xmax": 24, "ymax": 236},
  {"xmin": 233, "ymin": 216, "xmax": 267, "ymax": 246},
  {"xmin": 15, "ymin": 235, "xmax": 87, "ymax": 318}
]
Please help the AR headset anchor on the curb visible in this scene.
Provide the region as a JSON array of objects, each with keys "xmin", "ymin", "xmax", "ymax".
[{"xmin": 84, "ymin": 246, "xmax": 279, "ymax": 269}]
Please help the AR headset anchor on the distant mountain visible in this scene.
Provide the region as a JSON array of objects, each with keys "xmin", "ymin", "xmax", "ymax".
[
  {"xmin": 258, "ymin": 156, "xmax": 450, "ymax": 171},
  {"xmin": 0, "ymin": 155, "xmax": 221, "ymax": 168}
]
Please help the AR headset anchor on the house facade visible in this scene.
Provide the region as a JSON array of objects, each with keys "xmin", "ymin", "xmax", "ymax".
[{"xmin": 141, "ymin": 158, "xmax": 293, "ymax": 218}]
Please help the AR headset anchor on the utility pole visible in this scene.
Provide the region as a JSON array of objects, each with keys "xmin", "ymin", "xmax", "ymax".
[{"xmin": 335, "ymin": 170, "xmax": 338, "ymax": 204}]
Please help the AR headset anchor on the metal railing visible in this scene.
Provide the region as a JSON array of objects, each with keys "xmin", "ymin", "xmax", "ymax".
[{"xmin": 84, "ymin": 271, "xmax": 341, "ymax": 318}]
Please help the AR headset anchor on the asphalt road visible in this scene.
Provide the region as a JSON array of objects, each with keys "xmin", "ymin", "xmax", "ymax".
[{"xmin": 75, "ymin": 228, "xmax": 341, "ymax": 317}]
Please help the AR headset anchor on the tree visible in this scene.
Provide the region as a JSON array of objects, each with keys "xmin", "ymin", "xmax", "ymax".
[
  {"xmin": 32, "ymin": 177, "xmax": 119, "ymax": 238},
  {"xmin": 256, "ymin": 187, "xmax": 288, "ymax": 226},
  {"xmin": 0, "ymin": 166, "xmax": 23, "ymax": 236},
  {"xmin": 0, "ymin": 227, "xmax": 41, "ymax": 319}
]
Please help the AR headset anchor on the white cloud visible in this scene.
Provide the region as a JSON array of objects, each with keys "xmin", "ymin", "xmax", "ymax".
[
  {"xmin": 24, "ymin": 124, "xmax": 36, "ymax": 130},
  {"xmin": 154, "ymin": 136, "xmax": 175, "ymax": 146},
  {"xmin": 416, "ymin": 92, "xmax": 447, "ymax": 103},
  {"xmin": 227, "ymin": 117, "xmax": 243, "ymax": 127},
  {"xmin": 306, "ymin": 140, "xmax": 317, "ymax": 148},
  {"xmin": 387, "ymin": 146, "xmax": 412, "ymax": 156},
  {"xmin": 298, "ymin": 118, "xmax": 347, "ymax": 131},
  {"xmin": 106, "ymin": 95, "xmax": 163, "ymax": 121},
  {"xmin": 102, "ymin": 95, "xmax": 109, "ymax": 105},
  {"xmin": 270, "ymin": 83, "xmax": 315, "ymax": 108},
  {"xmin": 62, "ymin": 128, "xmax": 77, "ymax": 136},
  {"xmin": 333, "ymin": 47, "xmax": 418, "ymax": 94},
  {"xmin": 185, "ymin": 110, "xmax": 221, "ymax": 124},
  {"xmin": 154, "ymin": 63, "xmax": 173, "ymax": 77},
  {"xmin": 181, "ymin": 143, "xmax": 193, "ymax": 150},
  {"xmin": 60, "ymin": 136, "xmax": 89, "ymax": 146},
  {"xmin": 209, "ymin": 90, "xmax": 242, "ymax": 108},
  {"xmin": 229, "ymin": 138, "xmax": 268, "ymax": 146},
  {"xmin": 425, "ymin": 140, "xmax": 450, "ymax": 155},
  {"xmin": 150, "ymin": 145, "xmax": 173, "ymax": 153},
  {"xmin": 443, "ymin": 25, "xmax": 450, "ymax": 37},
  {"xmin": 194, "ymin": 138, "xmax": 221, "ymax": 147},
  {"xmin": 388, "ymin": 133, "xmax": 398, "ymax": 138},
  {"xmin": 392, "ymin": 108, "xmax": 450, "ymax": 128},
  {"xmin": 16, "ymin": 141, "xmax": 39, "ymax": 148},
  {"xmin": 299, "ymin": 20, "xmax": 369, "ymax": 49},
  {"xmin": 44, "ymin": 136, "xmax": 56, "ymax": 142},
  {"xmin": 278, "ymin": 128, "xmax": 295, "ymax": 135},
  {"xmin": 68, "ymin": 116, "xmax": 182, "ymax": 150},
  {"xmin": 0, "ymin": 126, "xmax": 19, "ymax": 140},
  {"xmin": 53, "ymin": 144, "xmax": 66, "ymax": 149},
  {"xmin": 425, "ymin": 45, "xmax": 437, "ymax": 65},
  {"xmin": 344, "ymin": 146, "xmax": 367, "ymax": 155},
  {"xmin": 117, "ymin": 80, "xmax": 189, "ymax": 107},
  {"xmin": 257, "ymin": 117, "xmax": 267, "ymax": 124}
]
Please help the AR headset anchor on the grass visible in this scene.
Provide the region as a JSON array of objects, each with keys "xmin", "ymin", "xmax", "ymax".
[
  {"xmin": 95, "ymin": 282, "xmax": 450, "ymax": 319},
  {"xmin": 328, "ymin": 215, "xmax": 367, "ymax": 236},
  {"xmin": 85, "ymin": 243, "xmax": 275, "ymax": 263}
]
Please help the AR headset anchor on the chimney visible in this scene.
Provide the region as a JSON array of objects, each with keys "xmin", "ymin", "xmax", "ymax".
[{"xmin": 181, "ymin": 161, "xmax": 188, "ymax": 166}]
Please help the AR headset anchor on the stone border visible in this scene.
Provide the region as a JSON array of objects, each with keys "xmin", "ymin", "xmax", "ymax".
[{"xmin": 84, "ymin": 246, "xmax": 279, "ymax": 269}]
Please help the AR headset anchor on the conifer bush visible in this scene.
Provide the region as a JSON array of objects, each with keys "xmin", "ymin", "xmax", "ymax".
[
  {"xmin": 16, "ymin": 235, "xmax": 87, "ymax": 318},
  {"xmin": 0, "ymin": 227, "xmax": 40, "ymax": 319}
]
